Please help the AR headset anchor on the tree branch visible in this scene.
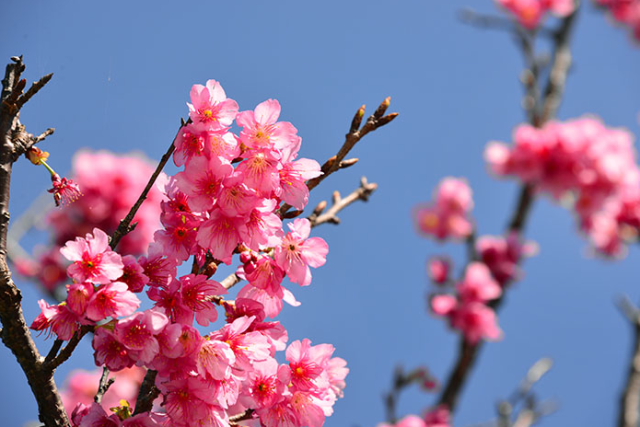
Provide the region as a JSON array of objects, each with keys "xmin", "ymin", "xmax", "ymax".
[
  {"xmin": 307, "ymin": 176, "xmax": 378, "ymax": 227},
  {"xmin": 133, "ymin": 369, "xmax": 159, "ymax": 415},
  {"xmin": 278, "ymin": 97, "xmax": 396, "ymax": 218},
  {"xmin": 0, "ymin": 56, "xmax": 69, "ymax": 427}
]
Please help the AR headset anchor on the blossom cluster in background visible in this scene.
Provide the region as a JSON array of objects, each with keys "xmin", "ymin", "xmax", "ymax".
[
  {"xmin": 494, "ymin": 0, "xmax": 575, "ymax": 29},
  {"xmin": 17, "ymin": 151, "xmax": 166, "ymax": 292},
  {"xmin": 487, "ymin": 117, "xmax": 640, "ymax": 257},
  {"xmin": 31, "ymin": 80, "xmax": 347, "ymax": 427},
  {"xmin": 596, "ymin": 0, "xmax": 640, "ymax": 40},
  {"xmin": 414, "ymin": 178, "xmax": 474, "ymax": 241},
  {"xmin": 414, "ymin": 177, "xmax": 537, "ymax": 344}
]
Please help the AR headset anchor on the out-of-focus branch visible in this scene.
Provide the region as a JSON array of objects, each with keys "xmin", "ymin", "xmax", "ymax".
[
  {"xmin": 0, "ymin": 56, "xmax": 69, "ymax": 426},
  {"xmin": 497, "ymin": 358, "xmax": 556, "ymax": 427},
  {"xmin": 540, "ymin": 0, "xmax": 581, "ymax": 125},
  {"xmin": 437, "ymin": 3, "xmax": 580, "ymax": 415},
  {"xmin": 384, "ymin": 366, "xmax": 437, "ymax": 424},
  {"xmin": 617, "ymin": 295, "xmax": 640, "ymax": 427}
]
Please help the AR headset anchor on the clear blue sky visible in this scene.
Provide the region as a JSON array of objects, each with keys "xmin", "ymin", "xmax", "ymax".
[{"xmin": 1, "ymin": 1, "xmax": 639, "ymax": 426}]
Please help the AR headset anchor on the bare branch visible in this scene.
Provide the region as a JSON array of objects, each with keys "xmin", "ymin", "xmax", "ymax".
[
  {"xmin": 279, "ymin": 97, "xmax": 397, "ymax": 218},
  {"xmin": 0, "ymin": 56, "xmax": 69, "ymax": 426},
  {"xmin": 308, "ymin": 177, "xmax": 378, "ymax": 227},
  {"xmin": 540, "ymin": 0, "xmax": 581, "ymax": 124},
  {"xmin": 15, "ymin": 73, "xmax": 54, "ymax": 111}
]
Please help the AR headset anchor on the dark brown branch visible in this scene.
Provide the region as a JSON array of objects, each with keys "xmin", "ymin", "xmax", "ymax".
[
  {"xmin": 617, "ymin": 296, "xmax": 640, "ymax": 427},
  {"xmin": 44, "ymin": 326, "xmax": 92, "ymax": 372},
  {"xmin": 44, "ymin": 339, "xmax": 63, "ymax": 364},
  {"xmin": 0, "ymin": 56, "xmax": 69, "ymax": 426},
  {"xmin": 110, "ymin": 125, "xmax": 180, "ymax": 250},
  {"xmin": 15, "ymin": 73, "xmax": 53, "ymax": 111},
  {"xmin": 133, "ymin": 369, "xmax": 159, "ymax": 415}
]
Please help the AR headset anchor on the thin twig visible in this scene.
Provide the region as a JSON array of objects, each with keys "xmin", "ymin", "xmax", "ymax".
[
  {"xmin": 540, "ymin": 0, "xmax": 581, "ymax": 125},
  {"xmin": 15, "ymin": 73, "xmax": 53, "ymax": 111},
  {"xmin": 308, "ymin": 177, "xmax": 378, "ymax": 227},
  {"xmin": 110, "ymin": 124, "xmax": 180, "ymax": 250},
  {"xmin": 44, "ymin": 326, "xmax": 92, "ymax": 372},
  {"xmin": 43, "ymin": 339, "xmax": 63, "ymax": 364},
  {"xmin": 278, "ymin": 98, "xmax": 396, "ymax": 218}
]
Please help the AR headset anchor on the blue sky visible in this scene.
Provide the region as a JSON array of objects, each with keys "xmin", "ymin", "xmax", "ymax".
[{"xmin": 1, "ymin": 1, "xmax": 639, "ymax": 426}]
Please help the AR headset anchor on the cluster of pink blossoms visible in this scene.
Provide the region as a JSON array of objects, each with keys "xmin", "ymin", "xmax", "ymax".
[
  {"xmin": 18, "ymin": 151, "xmax": 165, "ymax": 292},
  {"xmin": 495, "ymin": 0, "xmax": 575, "ymax": 29},
  {"xmin": 414, "ymin": 178, "xmax": 474, "ymax": 241},
  {"xmin": 431, "ymin": 262, "xmax": 503, "ymax": 344},
  {"xmin": 31, "ymin": 80, "xmax": 348, "ymax": 427},
  {"xmin": 415, "ymin": 178, "xmax": 536, "ymax": 343},
  {"xmin": 486, "ymin": 117, "xmax": 640, "ymax": 257},
  {"xmin": 596, "ymin": 0, "xmax": 640, "ymax": 41}
]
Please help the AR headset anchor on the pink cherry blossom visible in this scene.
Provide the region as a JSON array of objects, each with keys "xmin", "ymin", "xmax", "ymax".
[
  {"xmin": 188, "ymin": 80, "xmax": 239, "ymax": 130},
  {"xmin": 275, "ymin": 218, "xmax": 329, "ymax": 286},
  {"xmin": 85, "ymin": 281, "xmax": 141, "ymax": 322},
  {"xmin": 457, "ymin": 262, "xmax": 502, "ymax": 303},
  {"xmin": 451, "ymin": 301, "xmax": 503, "ymax": 344},
  {"xmin": 61, "ymin": 228, "xmax": 124, "ymax": 284},
  {"xmin": 414, "ymin": 177, "xmax": 474, "ymax": 240},
  {"xmin": 236, "ymin": 99, "xmax": 301, "ymax": 153},
  {"xmin": 424, "ymin": 405, "xmax": 451, "ymax": 427},
  {"xmin": 49, "ymin": 174, "xmax": 82, "ymax": 207},
  {"xmin": 31, "ymin": 299, "xmax": 81, "ymax": 340}
]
